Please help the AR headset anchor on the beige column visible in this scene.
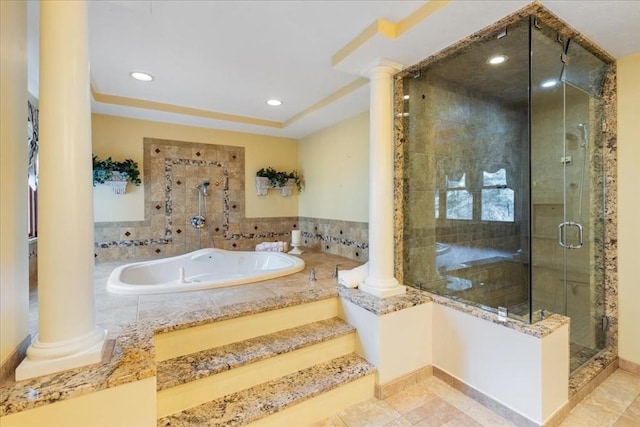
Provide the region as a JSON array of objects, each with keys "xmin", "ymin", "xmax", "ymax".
[
  {"xmin": 16, "ymin": 0, "xmax": 105, "ymax": 380},
  {"xmin": 359, "ymin": 58, "xmax": 406, "ymax": 298}
]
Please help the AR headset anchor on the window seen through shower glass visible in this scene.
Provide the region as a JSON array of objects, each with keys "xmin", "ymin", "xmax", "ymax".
[
  {"xmin": 481, "ymin": 168, "xmax": 514, "ymax": 222},
  {"xmin": 445, "ymin": 173, "xmax": 472, "ymax": 220}
]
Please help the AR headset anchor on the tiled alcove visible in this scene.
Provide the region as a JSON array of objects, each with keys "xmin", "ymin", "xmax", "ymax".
[{"xmin": 94, "ymin": 138, "xmax": 369, "ymax": 263}]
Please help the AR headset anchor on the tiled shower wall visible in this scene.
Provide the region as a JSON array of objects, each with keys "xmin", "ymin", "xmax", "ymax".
[
  {"xmin": 397, "ymin": 74, "xmax": 527, "ymax": 289},
  {"xmin": 94, "ymin": 138, "xmax": 368, "ymax": 263}
]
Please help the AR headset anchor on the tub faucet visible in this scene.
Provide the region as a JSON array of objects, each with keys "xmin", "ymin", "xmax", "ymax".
[
  {"xmin": 332, "ymin": 264, "xmax": 339, "ymax": 279},
  {"xmin": 309, "ymin": 268, "xmax": 316, "ymax": 282}
]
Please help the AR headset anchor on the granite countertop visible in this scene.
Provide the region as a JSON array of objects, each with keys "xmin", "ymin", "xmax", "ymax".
[
  {"xmin": 0, "ymin": 285, "xmax": 340, "ymax": 417},
  {"xmin": 1, "ymin": 254, "xmax": 569, "ymax": 418}
]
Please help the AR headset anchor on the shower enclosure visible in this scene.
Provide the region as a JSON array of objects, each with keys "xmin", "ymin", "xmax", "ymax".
[{"xmin": 398, "ymin": 15, "xmax": 613, "ymax": 372}]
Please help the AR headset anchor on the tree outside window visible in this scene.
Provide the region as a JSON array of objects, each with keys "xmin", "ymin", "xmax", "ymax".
[
  {"xmin": 481, "ymin": 168, "xmax": 514, "ymax": 222},
  {"xmin": 446, "ymin": 173, "xmax": 473, "ymax": 220}
]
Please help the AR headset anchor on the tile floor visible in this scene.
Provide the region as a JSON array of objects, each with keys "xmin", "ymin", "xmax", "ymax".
[
  {"xmin": 27, "ymin": 252, "xmax": 640, "ymax": 427},
  {"xmin": 313, "ymin": 369, "xmax": 640, "ymax": 427}
]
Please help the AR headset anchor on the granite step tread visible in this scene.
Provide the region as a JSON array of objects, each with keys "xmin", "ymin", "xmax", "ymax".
[
  {"xmin": 157, "ymin": 317, "xmax": 355, "ymax": 391},
  {"xmin": 157, "ymin": 353, "xmax": 376, "ymax": 427}
]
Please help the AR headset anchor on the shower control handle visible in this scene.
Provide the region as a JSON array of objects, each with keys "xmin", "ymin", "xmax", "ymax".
[{"xmin": 558, "ymin": 221, "xmax": 583, "ymax": 249}]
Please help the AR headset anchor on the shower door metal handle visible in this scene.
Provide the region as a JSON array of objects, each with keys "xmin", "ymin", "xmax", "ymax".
[{"xmin": 558, "ymin": 222, "xmax": 584, "ymax": 249}]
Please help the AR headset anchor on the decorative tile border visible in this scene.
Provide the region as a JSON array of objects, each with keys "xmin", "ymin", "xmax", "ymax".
[
  {"xmin": 298, "ymin": 217, "xmax": 369, "ymax": 262},
  {"xmin": 93, "ymin": 139, "xmax": 369, "ymax": 263}
]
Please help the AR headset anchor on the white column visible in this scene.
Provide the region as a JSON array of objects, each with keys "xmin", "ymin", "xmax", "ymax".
[
  {"xmin": 16, "ymin": 0, "xmax": 105, "ymax": 380},
  {"xmin": 360, "ymin": 58, "xmax": 406, "ymax": 298}
]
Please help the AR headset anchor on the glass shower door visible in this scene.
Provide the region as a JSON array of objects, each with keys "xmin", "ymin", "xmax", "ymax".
[
  {"xmin": 531, "ymin": 21, "xmax": 608, "ymax": 372},
  {"xmin": 561, "ymin": 41, "xmax": 608, "ymax": 371}
]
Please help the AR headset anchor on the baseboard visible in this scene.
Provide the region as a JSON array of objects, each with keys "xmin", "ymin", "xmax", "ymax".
[
  {"xmin": 376, "ymin": 358, "xmax": 624, "ymax": 427},
  {"xmin": 374, "ymin": 365, "xmax": 433, "ymax": 399},
  {"xmin": 0, "ymin": 335, "xmax": 31, "ymax": 384},
  {"xmin": 619, "ymin": 358, "xmax": 640, "ymax": 375},
  {"xmin": 433, "ymin": 366, "xmax": 540, "ymax": 427},
  {"xmin": 542, "ymin": 358, "xmax": 618, "ymax": 427}
]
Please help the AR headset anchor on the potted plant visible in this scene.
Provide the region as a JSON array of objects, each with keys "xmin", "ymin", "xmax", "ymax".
[
  {"xmin": 93, "ymin": 155, "xmax": 142, "ymax": 194},
  {"xmin": 278, "ymin": 170, "xmax": 303, "ymax": 196},
  {"xmin": 255, "ymin": 167, "xmax": 304, "ymax": 196},
  {"xmin": 255, "ymin": 167, "xmax": 277, "ymax": 196}
]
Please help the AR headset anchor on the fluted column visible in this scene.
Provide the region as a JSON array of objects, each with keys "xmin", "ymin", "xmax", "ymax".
[
  {"xmin": 360, "ymin": 59, "xmax": 406, "ymax": 298},
  {"xmin": 16, "ymin": 0, "xmax": 105, "ymax": 380}
]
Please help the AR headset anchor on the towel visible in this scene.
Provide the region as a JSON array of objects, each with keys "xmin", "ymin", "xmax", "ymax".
[
  {"xmin": 445, "ymin": 276, "xmax": 472, "ymax": 291},
  {"xmin": 338, "ymin": 263, "xmax": 368, "ymax": 288},
  {"xmin": 255, "ymin": 241, "xmax": 288, "ymax": 252}
]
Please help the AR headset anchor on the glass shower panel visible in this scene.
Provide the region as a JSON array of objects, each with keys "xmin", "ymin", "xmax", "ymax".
[
  {"xmin": 401, "ymin": 18, "xmax": 530, "ymax": 321},
  {"xmin": 530, "ymin": 21, "xmax": 566, "ymax": 322}
]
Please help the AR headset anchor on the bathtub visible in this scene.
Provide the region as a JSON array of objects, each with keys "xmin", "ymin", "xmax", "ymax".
[{"xmin": 107, "ymin": 248, "xmax": 305, "ymax": 295}]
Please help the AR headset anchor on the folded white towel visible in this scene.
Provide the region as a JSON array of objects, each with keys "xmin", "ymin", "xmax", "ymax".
[
  {"xmin": 255, "ymin": 241, "xmax": 288, "ymax": 252},
  {"xmin": 338, "ymin": 263, "xmax": 368, "ymax": 288}
]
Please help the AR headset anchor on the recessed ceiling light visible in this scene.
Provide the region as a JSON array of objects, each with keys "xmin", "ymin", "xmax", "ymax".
[
  {"xmin": 130, "ymin": 71, "xmax": 154, "ymax": 82},
  {"xmin": 541, "ymin": 79, "xmax": 558, "ymax": 88},
  {"xmin": 266, "ymin": 99, "xmax": 282, "ymax": 106},
  {"xmin": 403, "ymin": 95, "xmax": 410, "ymax": 100},
  {"xmin": 487, "ymin": 55, "xmax": 508, "ymax": 65}
]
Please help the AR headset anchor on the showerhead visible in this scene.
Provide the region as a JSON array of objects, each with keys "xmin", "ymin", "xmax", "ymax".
[
  {"xmin": 577, "ymin": 123, "xmax": 588, "ymax": 146},
  {"xmin": 196, "ymin": 180, "xmax": 211, "ymax": 196},
  {"xmin": 202, "ymin": 180, "xmax": 210, "ymax": 196}
]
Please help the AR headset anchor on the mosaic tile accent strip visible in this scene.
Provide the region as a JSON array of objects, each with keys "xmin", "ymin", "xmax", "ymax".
[
  {"xmin": 94, "ymin": 138, "xmax": 300, "ymax": 262},
  {"xmin": 298, "ymin": 217, "xmax": 369, "ymax": 262}
]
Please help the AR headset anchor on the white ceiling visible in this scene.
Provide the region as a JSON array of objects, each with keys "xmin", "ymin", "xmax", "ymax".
[{"xmin": 27, "ymin": 0, "xmax": 640, "ymax": 139}]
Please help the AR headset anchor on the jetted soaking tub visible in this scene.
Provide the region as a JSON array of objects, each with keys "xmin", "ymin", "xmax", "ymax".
[{"xmin": 107, "ymin": 248, "xmax": 305, "ymax": 295}]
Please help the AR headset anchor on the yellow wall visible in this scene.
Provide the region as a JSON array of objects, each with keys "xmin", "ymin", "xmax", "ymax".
[
  {"xmin": 617, "ymin": 53, "xmax": 640, "ymax": 366},
  {"xmin": 0, "ymin": 0, "xmax": 29, "ymax": 366},
  {"xmin": 91, "ymin": 114, "xmax": 299, "ymax": 221},
  {"xmin": 298, "ymin": 112, "xmax": 369, "ymax": 222}
]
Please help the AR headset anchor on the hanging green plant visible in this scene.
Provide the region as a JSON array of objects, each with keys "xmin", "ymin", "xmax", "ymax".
[
  {"xmin": 92, "ymin": 155, "xmax": 142, "ymax": 186},
  {"xmin": 256, "ymin": 167, "xmax": 304, "ymax": 192}
]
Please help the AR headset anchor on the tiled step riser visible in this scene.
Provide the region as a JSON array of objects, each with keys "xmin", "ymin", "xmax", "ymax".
[
  {"xmin": 157, "ymin": 333, "xmax": 356, "ymax": 418},
  {"xmin": 246, "ymin": 374, "xmax": 375, "ymax": 427},
  {"xmin": 155, "ymin": 297, "xmax": 339, "ymax": 361}
]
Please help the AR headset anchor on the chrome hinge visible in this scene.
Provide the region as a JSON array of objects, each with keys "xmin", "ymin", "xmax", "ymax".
[
  {"xmin": 602, "ymin": 119, "xmax": 607, "ymax": 132},
  {"xmin": 498, "ymin": 306, "xmax": 508, "ymax": 322},
  {"xmin": 602, "ymin": 315, "xmax": 610, "ymax": 331}
]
